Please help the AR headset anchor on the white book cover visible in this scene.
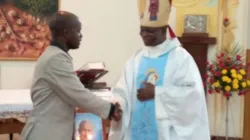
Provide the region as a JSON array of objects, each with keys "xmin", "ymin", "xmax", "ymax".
[{"xmin": 78, "ymin": 62, "xmax": 106, "ymax": 71}]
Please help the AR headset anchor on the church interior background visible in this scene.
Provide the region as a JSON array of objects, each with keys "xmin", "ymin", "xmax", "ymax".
[{"xmin": 0, "ymin": 0, "xmax": 250, "ymax": 139}]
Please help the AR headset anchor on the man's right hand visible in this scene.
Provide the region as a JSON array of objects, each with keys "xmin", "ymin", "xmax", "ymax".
[{"xmin": 111, "ymin": 102, "xmax": 122, "ymax": 121}]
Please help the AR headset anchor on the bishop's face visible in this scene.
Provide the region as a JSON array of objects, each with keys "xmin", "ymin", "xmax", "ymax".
[{"xmin": 140, "ymin": 26, "xmax": 166, "ymax": 47}]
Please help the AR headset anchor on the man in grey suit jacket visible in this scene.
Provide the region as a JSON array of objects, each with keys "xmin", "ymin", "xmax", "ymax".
[{"xmin": 21, "ymin": 11, "xmax": 122, "ymax": 140}]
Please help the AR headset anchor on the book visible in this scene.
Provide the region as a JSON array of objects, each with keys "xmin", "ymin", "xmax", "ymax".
[
  {"xmin": 76, "ymin": 62, "xmax": 109, "ymax": 90},
  {"xmin": 78, "ymin": 62, "xmax": 106, "ymax": 71}
]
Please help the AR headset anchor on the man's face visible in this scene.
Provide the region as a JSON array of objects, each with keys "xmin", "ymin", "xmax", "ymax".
[
  {"xmin": 79, "ymin": 122, "xmax": 94, "ymax": 140},
  {"xmin": 64, "ymin": 19, "xmax": 82, "ymax": 50},
  {"xmin": 140, "ymin": 26, "xmax": 166, "ymax": 47}
]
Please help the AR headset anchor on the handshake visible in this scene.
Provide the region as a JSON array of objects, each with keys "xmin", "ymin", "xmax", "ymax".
[{"xmin": 109, "ymin": 102, "xmax": 123, "ymax": 121}]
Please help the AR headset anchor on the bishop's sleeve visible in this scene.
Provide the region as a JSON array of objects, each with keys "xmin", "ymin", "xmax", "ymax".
[
  {"xmin": 155, "ymin": 53, "xmax": 208, "ymax": 138},
  {"xmin": 44, "ymin": 53, "xmax": 111, "ymax": 119}
]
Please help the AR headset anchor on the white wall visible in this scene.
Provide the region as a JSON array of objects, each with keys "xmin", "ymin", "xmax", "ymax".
[{"xmin": 0, "ymin": 0, "xmax": 176, "ymax": 88}]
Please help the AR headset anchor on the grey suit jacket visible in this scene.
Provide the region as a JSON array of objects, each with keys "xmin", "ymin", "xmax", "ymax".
[{"xmin": 21, "ymin": 45, "xmax": 111, "ymax": 140}]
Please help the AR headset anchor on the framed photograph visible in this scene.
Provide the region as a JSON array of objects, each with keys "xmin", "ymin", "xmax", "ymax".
[
  {"xmin": 74, "ymin": 113, "xmax": 104, "ymax": 140},
  {"xmin": 0, "ymin": 0, "xmax": 60, "ymax": 61},
  {"xmin": 184, "ymin": 14, "xmax": 207, "ymax": 33}
]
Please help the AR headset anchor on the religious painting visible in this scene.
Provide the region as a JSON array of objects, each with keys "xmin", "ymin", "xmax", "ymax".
[
  {"xmin": 145, "ymin": 69, "xmax": 159, "ymax": 85},
  {"xmin": 74, "ymin": 113, "xmax": 104, "ymax": 140},
  {"xmin": 0, "ymin": 0, "xmax": 59, "ymax": 60}
]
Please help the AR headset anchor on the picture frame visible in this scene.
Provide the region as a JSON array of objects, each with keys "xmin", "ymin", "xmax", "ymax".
[
  {"xmin": 74, "ymin": 112, "xmax": 108, "ymax": 140},
  {"xmin": 184, "ymin": 14, "xmax": 207, "ymax": 33},
  {"xmin": 0, "ymin": 0, "xmax": 60, "ymax": 61},
  {"xmin": 74, "ymin": 90, "xmax": 114, "ymax": 140}
]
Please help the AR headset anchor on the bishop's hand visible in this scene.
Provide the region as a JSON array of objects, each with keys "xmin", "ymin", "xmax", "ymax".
[{"xmin": 137, "ymin": 82, "xmax": 155, "ymax": 101}]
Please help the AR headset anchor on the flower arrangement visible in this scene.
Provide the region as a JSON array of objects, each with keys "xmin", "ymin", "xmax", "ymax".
[
  {"xmin": 204, "ymin": 17, "xmax": 250, "ymax": 97},
  {"xmin": 205, "ymin": 49, "xmax": 250, "ymax": 97}
]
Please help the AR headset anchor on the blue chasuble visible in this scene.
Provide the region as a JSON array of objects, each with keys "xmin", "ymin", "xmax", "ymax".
[{"xmin": 131, "ymin": 51, "xmax": 169, "ymax": 140}]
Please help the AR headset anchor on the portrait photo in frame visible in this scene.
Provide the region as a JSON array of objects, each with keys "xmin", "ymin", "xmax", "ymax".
[{"xmin": 74, "ymin": 113, "xmax": 104, "ymax": 140}]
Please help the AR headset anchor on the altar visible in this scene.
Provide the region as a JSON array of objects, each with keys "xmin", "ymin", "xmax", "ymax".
[{"xmin": 0, "ymin": 89, "xmax": 114, "ymax": 140}]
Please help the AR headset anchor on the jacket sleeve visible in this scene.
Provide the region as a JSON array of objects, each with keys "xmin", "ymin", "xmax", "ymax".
[{"xmin": 44, "ymin": 53, "xmax": 111, "ymax": 119}]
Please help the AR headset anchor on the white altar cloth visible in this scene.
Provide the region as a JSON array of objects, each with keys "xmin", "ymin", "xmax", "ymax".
[
  {"xmin": 0, "ymin": 89, "xmax": 31, "ymax": 121},
  {"xmin": 0, "ymin": 89, "xmax": 115, "ymax": 122}
]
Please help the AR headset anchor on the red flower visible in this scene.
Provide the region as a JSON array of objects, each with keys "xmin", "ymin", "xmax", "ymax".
[
  {"xmin": 206, "ymin": 61, "xmax": 210, "ymax": 65},
  {"xmin": 224, "ymin": 67, "xmax": 229, "ymax": 70},
  {"xmin": 219, "ymin": 63, "xmax": 224, "ymax": 68},
  {"xmin": 211, "ymin": 70, "xmax": 215, "ymax": 74},
  {"xmin": 204, "ymin": 74, "xmax": 208, "ymax": 79},
  {"xmin": 217, "ymin": 55, "xmax": 221, "ymax": 60},
  {"xmin": 224, "ymin": 17, "xmax": 229, "ymax": 22},
  {"xmin": 224, "ymin": 92, "xmax": 231, "ymax": 97},
  {"xmin": 215, "ymin": 71, "xmax": 221, "ymax": 77},
  {"xmin": 236, "ymin": 55, "xmax": 241, "ymax": 61},
  {"xmin": 238, "ymin": 92, "xmax": 243, "ymax": 96},
  {"xmin": 209, "ymin": 78, "xmax": 214, "ymax": 84},
  {"xmin": 215, "ymin": 89, "xmax": 220, "ymax": 93},
  {"xmin": 239, "ymin": 64, "xmax": 243, "ymax": 69},
  {"xmin": 223, "ymin": 17, "xmax": 230, "ymax": 27},
  {"xmin": 221, "ymin": 53, "xmax": 225, "ymax": 57},
  {"xmin": 208, "ymin": 89, "xmax": 213, "ymax": 94},
  {"xmin": 209, "ymin": 64, "xmax": 213, "ymax": 69}
]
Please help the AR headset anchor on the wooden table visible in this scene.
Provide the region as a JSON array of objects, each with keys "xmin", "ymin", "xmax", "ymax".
[{"xmin": 0, "ymin": 119, "xmax": 25, "ymax": 140}]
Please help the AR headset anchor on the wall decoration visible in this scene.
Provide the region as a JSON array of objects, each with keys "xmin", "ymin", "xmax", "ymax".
[
  {"xmin": 0, "ymin": 0, "xmax": 59, "ymax": 61},
  {"xmin": 184, "ymin": 14, "xmax": 207, "ymax": 33}
]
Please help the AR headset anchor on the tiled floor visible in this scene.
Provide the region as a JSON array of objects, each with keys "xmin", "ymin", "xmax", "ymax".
[{"xmin": 0, "ymin": 134, "xmax": 20, "ymax": 140}]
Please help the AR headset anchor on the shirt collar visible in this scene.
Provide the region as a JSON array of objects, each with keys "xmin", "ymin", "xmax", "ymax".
[{"xmin": 50, "ymin": 40, "xmax": 73, "ymax": 59}]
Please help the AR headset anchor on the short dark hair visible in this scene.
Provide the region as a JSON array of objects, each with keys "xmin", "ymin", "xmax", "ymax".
[{"xmin": 48, "ymin": 11, "xmax": 79, "ymax": 37}]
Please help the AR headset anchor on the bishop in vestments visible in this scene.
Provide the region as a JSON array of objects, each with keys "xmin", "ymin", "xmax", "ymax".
[{"xmin": 108, "ymin": 0, "xmax": 210, "ymax": 139}]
